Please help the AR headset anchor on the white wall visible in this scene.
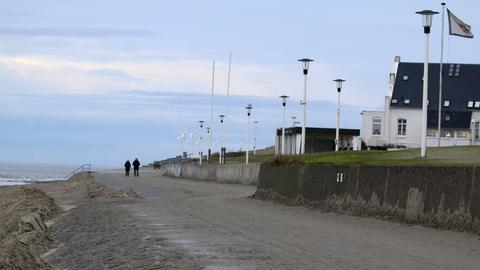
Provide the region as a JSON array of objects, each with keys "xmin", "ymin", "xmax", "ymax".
[
  {"xmin": 388, "ymin": 108, "xmax": 422, "ymax": 148},
  {"xmin": 361, "ymin": 111, "xmax": 386, "ymax": 146}
]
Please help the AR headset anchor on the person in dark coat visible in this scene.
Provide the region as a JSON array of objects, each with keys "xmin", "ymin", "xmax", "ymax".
[
  {"xmin": 133, "ymin": 158, "xmax": 141, "ymax": 177},
  {"xmin": 124, "ymin": 160, "xmax": 131, "ymax": 176}
]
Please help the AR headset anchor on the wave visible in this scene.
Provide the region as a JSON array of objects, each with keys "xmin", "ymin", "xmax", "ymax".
[{"xmin": 0, "ymin": 174, "xmax": 65, "ymax": 185}]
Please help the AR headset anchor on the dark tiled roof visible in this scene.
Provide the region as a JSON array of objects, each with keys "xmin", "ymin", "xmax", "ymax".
[
  {"xmin": 391, "ymin": 62, "xmax": 480, "ymax": 110},
  {"xmin": 427, "ymin": 111, "xmax": 472, "ymax": 129}
]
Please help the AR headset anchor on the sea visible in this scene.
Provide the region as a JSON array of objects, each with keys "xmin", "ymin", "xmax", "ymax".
[{"xmin": 0, "ymin": 162, "xmax": 78, "ymax": 186}]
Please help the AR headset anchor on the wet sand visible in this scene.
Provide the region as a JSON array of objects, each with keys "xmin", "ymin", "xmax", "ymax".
[
  {"xmin": 3, "ymin": 169, "xmax": 480, "ymax": 269},
  {"xmin": 93, "ymin": 169, "xmax": 480, "ymax": 270}
]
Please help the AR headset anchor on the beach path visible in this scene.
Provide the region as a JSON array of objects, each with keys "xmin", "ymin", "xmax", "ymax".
[{"xmin": 86, "ymin": 169, "xmax": 480, "ymax": 270}]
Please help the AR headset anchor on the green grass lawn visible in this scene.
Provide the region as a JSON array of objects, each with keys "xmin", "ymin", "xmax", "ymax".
[
  {"xmin": 206, "ymin": 152, "xmax": 274, "ymax": 164},
  {"xmin": 266, "ymin": 146, "xmax": 480, "ymax": 166}
]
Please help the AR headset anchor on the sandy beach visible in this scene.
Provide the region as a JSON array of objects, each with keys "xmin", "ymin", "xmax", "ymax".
[{"xmin": 2, "ymin": 169, "xmax": 480, "ymax": 269}]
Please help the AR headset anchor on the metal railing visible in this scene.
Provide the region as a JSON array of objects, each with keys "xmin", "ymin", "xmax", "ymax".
[{"xmin": 64, "ymin": 163, "xmax": 92, "ymax": 179}]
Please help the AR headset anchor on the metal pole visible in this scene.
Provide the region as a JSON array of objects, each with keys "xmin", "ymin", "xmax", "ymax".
[
  {"xmin": 199, "ymin": 127, "xmax": 203, "ymax": 165},
  {"xmin": 208, "ymin": 61, "xmax": 215, "ymax": 160},
  {"xmin": 253, "ymin": 121, "xmax": 258, "ymax": 155},
  {"xmin": 222, "ymin": 52, "xmax": 232, "ymax": 164},
  {"xmin": 246, "ymin": 114, "xmax": 250, "ymax": 164},
  {"xmin": 301, "ymin": 74, "xmax": 307, "ymax": 154},
  {"xmin": 437, "ymin": 3, "xmax": 446, "ymax": 147},
  {"xmin": 335, "ymin": 91, "xmax": 340, "ymax": 151},
  {"xmin": 421, "ymin": 31, "xmax": 430, "ymax": 158},
  {"xmin": 282, "ymin": 105, "xmax": 286, "ymax": 154}
]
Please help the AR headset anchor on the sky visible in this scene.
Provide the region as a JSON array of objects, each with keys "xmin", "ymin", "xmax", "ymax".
[{"xmin": 1, "ymin": 0, "xmax": 480, "ymax": 167}]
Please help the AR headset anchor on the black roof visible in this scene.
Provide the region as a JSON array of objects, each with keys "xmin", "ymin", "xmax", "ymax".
[
  {"xmin": 391, "ymin": 62, "xmax": 480, "ymax": 110},
  {"xmin": 276, "ymin": 127, "xmax": 360, "ymax": 136}
]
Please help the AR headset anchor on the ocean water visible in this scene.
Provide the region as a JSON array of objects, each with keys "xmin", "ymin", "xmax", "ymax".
[{"xmin": 0, "ymin": 162, "xmax": 78, "ymax": 186}]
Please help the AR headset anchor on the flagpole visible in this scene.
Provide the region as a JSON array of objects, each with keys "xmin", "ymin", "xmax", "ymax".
[
  {"xmin": 437, "ymin": 2, "xmax": 446, "ymax": 147},
  {"xmin": 208, "ymin": 61, "xmax": 215, "ymax": 162},
  {"xmin": 221, "ymin": 52, "xmax": 232, "ymax": 164}
]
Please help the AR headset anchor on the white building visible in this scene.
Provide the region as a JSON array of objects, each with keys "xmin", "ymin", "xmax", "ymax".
[{"xmin": 361, "ymin": 56, "xmax": 480, "ymax": 148}]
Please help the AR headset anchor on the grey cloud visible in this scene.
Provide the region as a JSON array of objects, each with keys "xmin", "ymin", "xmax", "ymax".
[
  {"xmin": 88, "ymin": 69, "xmax": 137, "ymax": 80},
  {"xmin": 0, "ymin": 27, "xmax": 154, "ymax": 38}
]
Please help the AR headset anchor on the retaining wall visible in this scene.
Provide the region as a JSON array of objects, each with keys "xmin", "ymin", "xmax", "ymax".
[
  {"xmin": 255, "ymin": 164, "xmax": 480, "ymax": 233},
  {"xmin": 164, "ymin": 163, "xmax": 260, "ymax": 185}
]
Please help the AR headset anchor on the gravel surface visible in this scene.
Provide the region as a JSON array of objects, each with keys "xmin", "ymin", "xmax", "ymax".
[{"xmin": 91, "ymin": 169, "xmax": 480, "ymax": 270}]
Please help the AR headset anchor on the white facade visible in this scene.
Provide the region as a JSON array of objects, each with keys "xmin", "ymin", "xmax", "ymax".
[{"xmin": 360, "ymin": 56, "xmax": 480, "ymax": 148}]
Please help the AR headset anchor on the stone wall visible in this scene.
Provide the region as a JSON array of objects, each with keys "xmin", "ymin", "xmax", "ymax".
[
  {"xmin": 164, "ymin": 163, "xmax": 260, "ymax": 185},
  {"xmin": 255, "ymin": 164, "xmax": 480, "ymax": 233}
]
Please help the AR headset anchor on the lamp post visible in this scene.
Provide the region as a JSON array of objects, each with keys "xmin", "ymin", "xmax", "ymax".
[
  {"xmin": 245, "ymin": 104, "xmax": 253, "ymax": 164},
  {"xmin": 206, "ymin": 126, "xmax": 211, "ymax": 160},
  {"xmin": 416, "ymin": 9, "xmax": 439, "ymax": 158},
  {"xmin": 218, "ymin": 114, "xmax": 225, "ymax": 164},
  {"xmin": 298, "ymin": 58, "xmax": 313, "ymax": 155},
  {"xmin": 333, "ymin": 79, "xmax": 345, "ymax": 152},
  {"xmin": 198, "ymin": 120, "xmax": 204, "ymax": 165},
  {"xmin": 279, "ymin": 95, "xmax": 289, "ymax": 154},
  {"xmin": 253, "ymin": 120, "xmax": 259, "ymax": 155},
  {"xmin": 208, "ymin": 61, "xmax": 215, "ymax": 161}
]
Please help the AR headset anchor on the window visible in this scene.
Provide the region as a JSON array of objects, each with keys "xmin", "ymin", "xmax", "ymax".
[
  {"xmin": 404, "ymin": 99, "xmax": 410, "ymax": 105},
  {"xmin": 403, "ymin": 75, "xmax": 409, "ymax": 81},
  {"xmin": 458, "ymin": 130, "xmax": 469, "ymax": 138},
  {"xmin": 468, "ymin": 101, "xmax": 474, "ymax": 108},
  {"xmin": 397, "ymin": 119, "xmax": 407, "ymax": 136},
  {"xmin": 443, "ymin": 100, "xmax": 450, "ymax": 107},
  {"xmin": 475, "ymin": 101, "xmax": 480, "ymax": 108},
  {"xmin": 427, "ymin": 129, "xmax": 437, "ymax": 137},
  {"xmin": 372, "ymin": 117, "xmax": 381, "ymax": 136},
  {"xmin": 445, "ymin": 115, "xmax": 450, "ymax": 121},
  {"xmin": 391, "ymin": 98, "xmax": 398, "ymax": 104}
]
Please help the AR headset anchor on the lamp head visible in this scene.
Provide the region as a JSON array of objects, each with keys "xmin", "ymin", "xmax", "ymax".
[
  {"xmin": 279, "ymin": 95, "xmax": 289, "ymax": 106},
  {"xmin": 218, "ymin": 114, "xmax": 225, "ymax": 123},
  {"xmin": 333, "ymin": 79, "xmax": 346, "ymax": 92},
  {"xmin": 416, "ymin": 10, "xmax": 439, "ymax": 33},
  {"xmin": 298, "ymin": 58, "xmax": 314, "ymax": 74},
  {"xmin": 245, "ymin": 104, "xmax": 253, "ymax": 116}
]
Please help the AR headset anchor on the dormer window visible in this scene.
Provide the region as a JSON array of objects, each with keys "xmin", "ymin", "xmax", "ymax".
[
  {"xmin": 443, "ymin": 100, "xmax": 450, "ymax": 107},
  {"xmin": 391, "ymin": 99, "xmax": 398, "ymax": 104},
  {"xmin": 475, "ymin": 101, "xmax": 480, "ymax": 108},
  {"xmin": 445, "ymin": 115, "xmax": 451, "ymax": 121},
  {"xmin": 404, "ymin": 99, "xmax": 410, "ymax": 105},
  {"xmin": 468, "ymin": 101, "xmax": 474, "ymax": 108},
  {"xmin": 403, "ymin": 75, "xmax": 409, "ymax": 81}
]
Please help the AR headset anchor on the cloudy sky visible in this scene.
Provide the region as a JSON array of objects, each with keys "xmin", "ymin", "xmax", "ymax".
[{"xmin": 1, "ymin": 0, "xmax": 479, "ymax": 167}]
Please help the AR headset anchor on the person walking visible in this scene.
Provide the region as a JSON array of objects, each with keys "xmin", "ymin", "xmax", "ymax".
[
  {"xmin": 133, "ymin": 158, "xmax": 141, "ymax": 177},
  {"xmin": 124, "ymin": 160, "xmax": 131, "ymax": 177}
]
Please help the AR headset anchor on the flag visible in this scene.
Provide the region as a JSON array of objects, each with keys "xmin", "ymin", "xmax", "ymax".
[{"xmin": 447, "ymin": 9, "xmax": 474, "ymax": 38}]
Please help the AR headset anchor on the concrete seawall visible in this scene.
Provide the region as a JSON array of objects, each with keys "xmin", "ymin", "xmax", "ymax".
[
  {"xmin": 164, "ymin": 163, "xmax": 260, "ymax": 185},
  {"xmin": 254, "ymin": 163, "xmax": 480, "ymax": 233}
]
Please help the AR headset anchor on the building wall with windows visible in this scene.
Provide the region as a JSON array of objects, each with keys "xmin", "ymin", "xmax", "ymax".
[{"xmin": 360, "ymin": 56, "xmax": 480, "ymax": 149}]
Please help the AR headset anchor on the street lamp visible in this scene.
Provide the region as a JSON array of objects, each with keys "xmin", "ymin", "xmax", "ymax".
[
  {"xmin": 333, "ymin": 79, "xmax": 345, "ymax": 152},
  {"xmin": 253, "ymin": 120, "xmax": 259, "ymax": 155},
  {"xmin": 218, "ymin": 114, "xmax": 225, "ymax": 164},
  {"xmin": 245, "ymin": 104, "xmax": 253, "ymax": 164},
  {"xmin": 198, "ymin": 120, "xmax": 204, "ymax": 165},
  {"xmin": 416, "ymin": 9, "xmax": 438, "ymax": 158},
  {"xmin": 298, "ymin": 58, "xmax": 313, "ymax": 155},
  {"xmin": 279, "ymin": 95, "xmax": 289, "ymax": 155}
]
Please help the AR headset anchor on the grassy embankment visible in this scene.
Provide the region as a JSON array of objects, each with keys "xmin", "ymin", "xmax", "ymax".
[
  {"xmin": 268, "ymin": 146, "xmax": 480, "ymax": 166},
  {"xmin": 208, "ymin": 146, "xmax": 480, "ymax": 166}
]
